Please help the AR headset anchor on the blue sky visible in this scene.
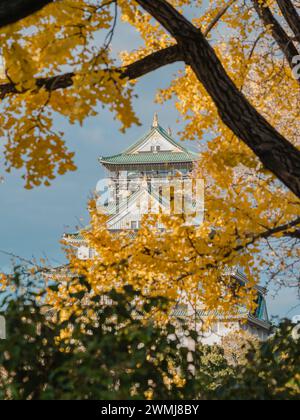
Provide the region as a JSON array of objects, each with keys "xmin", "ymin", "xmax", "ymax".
[{"xmin": 0, "ymin": 15, "xmax": 299, "ymax": 321}]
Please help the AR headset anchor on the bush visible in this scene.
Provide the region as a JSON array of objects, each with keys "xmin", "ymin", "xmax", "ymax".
[{"xmin": 0, "ymin": 268, "xmax": 299, "ymax": 400}]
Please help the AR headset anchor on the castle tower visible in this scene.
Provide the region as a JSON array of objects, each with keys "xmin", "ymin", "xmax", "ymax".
[{"xmin": 98, "ymin": 114, "xmax": 199, "ymax": 230}]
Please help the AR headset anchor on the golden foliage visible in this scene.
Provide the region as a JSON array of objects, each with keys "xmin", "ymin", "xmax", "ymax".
[{"xmin": 1, "ymin": 0, "xmax": 299, "ymax": 316}]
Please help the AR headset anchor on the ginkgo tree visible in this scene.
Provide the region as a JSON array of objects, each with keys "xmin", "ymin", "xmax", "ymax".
[{"xmin": 0, "ymin": 0, "xmax": 299, "ymax": 316}]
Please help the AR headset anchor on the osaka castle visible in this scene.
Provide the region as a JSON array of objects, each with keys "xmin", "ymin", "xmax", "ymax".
[{"xmin": 62, "ymin": 114, "xmax": 271, "ymax": 344}]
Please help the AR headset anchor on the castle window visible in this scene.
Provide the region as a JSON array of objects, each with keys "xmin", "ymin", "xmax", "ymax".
[
  {"xmin": 151, "ymin": 146, "xmax": 161, "ymax": 152},
  {"xmin": 131, "ymin": 221, "xmax": 138, "ymax": 230}
]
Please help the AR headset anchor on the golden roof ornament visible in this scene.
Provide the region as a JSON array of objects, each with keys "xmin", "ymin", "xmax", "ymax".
[{"xmin": 152, "ymin": 112, "xmax": 159, "ymax": 128}]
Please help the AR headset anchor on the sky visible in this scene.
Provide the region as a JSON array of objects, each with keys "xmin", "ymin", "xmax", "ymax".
[{"xmin": 0, "ymin": 11, "xmax": 299, "ymax": 321}]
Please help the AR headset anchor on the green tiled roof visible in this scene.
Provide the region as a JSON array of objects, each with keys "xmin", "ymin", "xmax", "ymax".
[
  {"xmin": 100, "ymin": 151, "xmax": 198, "ymax": 166},
  {"xmin": 99, "ymin": 125, "xmax": 199, "ymax": 167},
  {"xmin": 63, "ymin": 232, "xmax": 85, "ymax": 243},
  {"xmin": 172, "ymin": 306, "xmax": 249, "ymax": 319}
]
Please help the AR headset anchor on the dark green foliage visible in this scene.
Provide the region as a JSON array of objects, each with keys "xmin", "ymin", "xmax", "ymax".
[
  {"xmin": 0, "ymin": 268, "xmax": 199, "ymax": 400},
  {"xmin": 0, "ymin": 268, "xmax": 299, "ymax": 400},
  {"xmin": 216, "ymin": 321, "xmax": 300, "ymax": 400},
  {"xmin": 196, "ymin": 345, "xmax": 234, "ymax": 392}
]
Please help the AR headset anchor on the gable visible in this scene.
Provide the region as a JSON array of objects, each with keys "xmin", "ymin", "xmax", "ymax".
[
  {"xmin": 131, "ymin": 130, "xmax": 182, "ymax": 154},
  {"xmin": 107, "ymin": 188, "xmax": 169, "ymax": 229},
  {"xmin": 126, "ymin": 125, "xmax": 189, "ymax": 155}
]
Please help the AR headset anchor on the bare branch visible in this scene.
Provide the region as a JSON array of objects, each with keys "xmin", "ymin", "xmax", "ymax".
[
  {"xmin": 203, "ymin": 0, "xmax": 237, "ymax": 36},
  {"xmin": 251, "ymin": 0, "xmax": 300, "ymax": 73},
  {"xmin": 258, "ymin": 217, "xmax": 300, "ymax": 241},
  {"xmin": 221, "ymin": 217, "xmax": 300, "ymax": 259}
]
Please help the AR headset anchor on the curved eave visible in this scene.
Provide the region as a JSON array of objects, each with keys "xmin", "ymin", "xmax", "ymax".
[
  {"xmin": 62, "ymin": 233, "xmax": 86, "ymax": 246},
  {"xmin": 42, "ymin": 264, "xmax": 77, "ymax": 280},
  {"xmin": 248, "ymin": 315, "xmax": 272, "ymax": 331},
  {"xmin": 233, "ymin": 274, "xmax": 267, "ymax": 296},
  {"xmin": 171, "ymin": 311, "xmax": 271, "ymax": 331},
  {"xmin": 99, "ymin": 157, "xmax": 198, "ymax": 169}
]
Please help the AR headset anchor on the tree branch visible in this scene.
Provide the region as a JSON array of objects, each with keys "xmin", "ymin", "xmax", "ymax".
[
  {"xmin": 251, "ymin": 0, "xmax": 300, "ymax": 72},
  {"xmin": 0, "ymin": 0, "xmax": 53, "ymax": 29},
  {"xmin": 204, "ymin": 0, "xmax": 237, "ymax": 36},
  {"xmin": 258, "ymin": 217, "xmax": 300, "ymax": 240},
  {"xmin": 134, "ymin": 0, "xmax": 300, "ymax": 199},
  {"xmin": 276, "ymin": 0, "xmax": 300, "ymax": 43},
  {"xmin": 1, "ymin": 0, "xmax": 300, "ymax": 198},
  {"xmin": 224, "ymin": 217, "xmax": 300, "ymax": 258},
  {"xmin": 0, "ymin": 0, "xmax": 236, "ymax": 99},
  {"xmin": 121, "ymin": 44, "xmax": 181, "ymax": 79},
  {"xmin": 286, "ymin": 230, "xmax": 300, "ymax": 239},
  {"xmin": 0, "ymin": 45, "xmax": 182, "ymax": 99},
  {"xmin": 0, "ymin": 0, "xmax": 237, "ymax": 99}
]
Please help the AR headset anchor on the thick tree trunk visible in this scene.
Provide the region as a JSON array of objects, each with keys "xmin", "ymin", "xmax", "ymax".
[
  {"xmin": 251, "ymin": 0, "xmax": 299, "ymax": 73},
  {"xmin": 135, "ymin": 0, "xmax": 300, "ymax": 199},
  {"xmin": 0, "ymin": 0, "xmax": 53, "ymax": 28},
  {"xmin": 276, "ymin": 0, "xmax": 300, "ymax": 42}
]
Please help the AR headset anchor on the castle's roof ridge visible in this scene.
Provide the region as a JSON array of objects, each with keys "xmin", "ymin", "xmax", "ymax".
[{"xmin": 99, "ymin": 120, "xmax": 199, "ymax": 167}]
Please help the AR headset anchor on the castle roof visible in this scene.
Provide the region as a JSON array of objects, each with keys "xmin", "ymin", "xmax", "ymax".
[{"xmin": 99, "ymin": 118, "xmax": 199, "ymax": 168}]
